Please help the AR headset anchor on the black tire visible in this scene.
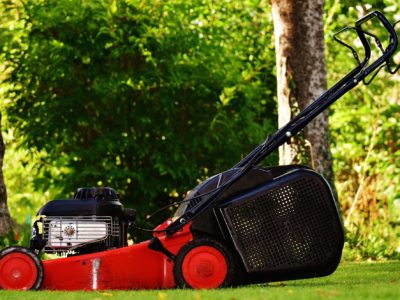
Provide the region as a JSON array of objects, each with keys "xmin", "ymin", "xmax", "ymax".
[
  {"xmin": 173, "ymin": 238, "xmax": 236, "ymax": 289},
  {"xmin": 0, "ymin": 246, "xmax": 44, "ymax": 290}
]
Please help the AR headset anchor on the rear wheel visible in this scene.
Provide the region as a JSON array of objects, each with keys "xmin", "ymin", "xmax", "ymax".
[
  {"xmin": 173, "ymin": 238, "xmax": 235, "ymax": 289},
  {"xmin": 0, "ymin": 246, "xmax": 44, "ymax": 290}
]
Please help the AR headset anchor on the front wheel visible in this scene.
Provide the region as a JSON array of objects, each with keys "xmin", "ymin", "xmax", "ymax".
[
  {"xmin": 0, "ymin": 246, "xmax": 44, "ymax": 290},
  {"xmin": 173, "ymin": 238, "xmax": 235, "ymax": 289}
]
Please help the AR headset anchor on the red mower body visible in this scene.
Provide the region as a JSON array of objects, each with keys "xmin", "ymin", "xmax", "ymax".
[
  {"xmin": 0, "ymin": 221, "xmax": 194, "ymax": 290},
  {"xmin": 41, "ymin": 222, "xmax": 193, "ymax": 290}
]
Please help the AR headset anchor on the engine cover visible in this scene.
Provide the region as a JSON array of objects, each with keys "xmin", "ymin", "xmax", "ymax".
[{"xmin": 31, "ymin": 187, "xmax": 136, "ymax": 255}]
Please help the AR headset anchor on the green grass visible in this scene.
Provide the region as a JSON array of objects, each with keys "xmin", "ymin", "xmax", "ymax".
[{"xmin": 1, "ymin": 261, "xmax": 399, "ymax": 300}]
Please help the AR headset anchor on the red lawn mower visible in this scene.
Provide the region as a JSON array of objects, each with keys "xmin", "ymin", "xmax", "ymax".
[{"xmin": 0, "ymin": 11, "xmax": 399, "ymax": 291}]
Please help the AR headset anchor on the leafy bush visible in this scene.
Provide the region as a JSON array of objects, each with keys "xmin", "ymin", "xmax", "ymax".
[{"xmin": 0, "ymin": 0, "xmax": 277, "ymax": 227}]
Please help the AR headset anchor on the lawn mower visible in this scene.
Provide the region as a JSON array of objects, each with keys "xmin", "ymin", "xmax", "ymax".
[{"xmin": 0, "ymin": 11, "xmax": 399, "ymax": 291}]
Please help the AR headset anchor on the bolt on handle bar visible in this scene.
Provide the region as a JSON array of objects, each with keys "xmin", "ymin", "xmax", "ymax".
[{"xmin": 165, "ymin": 11, "xmax": 399, "ymax": 236}]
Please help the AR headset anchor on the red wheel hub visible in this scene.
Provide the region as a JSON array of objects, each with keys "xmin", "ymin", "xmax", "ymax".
[
  {"xmin": 181, "ymin": 245, "xmax": 227, "ymax": 289},
  {"xmin": 0, "ymin": 252, "xmax": 38, "ymax": 290}
]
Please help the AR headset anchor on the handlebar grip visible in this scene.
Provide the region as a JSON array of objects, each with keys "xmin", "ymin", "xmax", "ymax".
[
  {"xmin": 355, "ymin": 11, "xmax": 398, "ymax": 55},
  {"xmin": 354, "ymin": 26, "xmax": 371, "ymax": 67},
  {"xmin": 355, "ymin": 11, "xmax": 379, "ymax": 26}
]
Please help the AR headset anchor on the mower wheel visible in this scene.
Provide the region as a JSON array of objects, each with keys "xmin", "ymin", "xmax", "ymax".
[
  {"xmin": 173, "ymin": 238, "xmax": 235, "ymax": 289},
  {"xmin": 0, "ymin": 246, "xmax": 44, "ymax": 290}
]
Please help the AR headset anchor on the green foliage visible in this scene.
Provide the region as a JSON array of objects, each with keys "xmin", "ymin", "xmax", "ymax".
[
  {"xmin": 0, "ymin": 0, "xmax": 277, "ymax": 228},
  {"xmin": 325, "ymin": 2, "xmax": 400, "ymax": 259},
  {"xmin": 0, "ymin": 229, "xmax": 17, "ymax": 249},
  {"xmin": 2, "ymin": 127, "xmax": 63, "ymax": 225}
]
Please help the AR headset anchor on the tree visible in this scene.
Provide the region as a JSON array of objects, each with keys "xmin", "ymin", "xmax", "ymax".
[
  {"xmin": 1, "ymin": 0, "xmax": 277, "ymax": 228},
  {"xmin": 0, "ymin": 113, "xmax": 12, "ymax": 237},
  {"xmin": 270, "ymin": 0, "xmax": 334, "ymax": 183}
]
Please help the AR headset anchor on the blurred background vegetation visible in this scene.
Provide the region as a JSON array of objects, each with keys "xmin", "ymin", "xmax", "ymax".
[{"xmin": 0, "ymin": 0, "xmax": 399, "ymax": 260}]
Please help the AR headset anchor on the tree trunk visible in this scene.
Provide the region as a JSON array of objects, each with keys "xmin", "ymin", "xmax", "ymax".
[
  {"xmin": 0, "ymin": 112, "xmax": 12, "ymax": 237},
  {"xmin": 270, "ymin": 0, "xmax": 334, "ymax": 184}
]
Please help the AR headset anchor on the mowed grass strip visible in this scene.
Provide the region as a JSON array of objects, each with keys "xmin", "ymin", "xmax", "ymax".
[{"xmin": 0, "ymin": 261, "xmax": 399, "ymax": 300}]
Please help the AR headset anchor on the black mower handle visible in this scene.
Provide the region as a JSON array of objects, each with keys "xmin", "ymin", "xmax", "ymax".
[
  {"xmin": 164, "ymin": 11, "xmax": 399, "ymax": 236},
  {"xmin": 354, "ymin": 11, "xmax": 398, "ymax": 77},
  {"xmin": 333, "ymin": 11, "xmax": 398, "ymax": 79},
  {"xmin": 333, "ymin": 26, "xmax": 370, "ymax": 68},
  {"xmin": 356, "ymin": 10, "xmax": 398, "ymax": 48},
  {"xmin": 356, "ymin": 10, "xmax": 394, "ymax": 30}
]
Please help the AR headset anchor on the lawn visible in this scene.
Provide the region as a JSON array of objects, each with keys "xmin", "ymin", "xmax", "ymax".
[{"xmin": 0, "ymin": 261, "xmax": 399, "ymax": 300}]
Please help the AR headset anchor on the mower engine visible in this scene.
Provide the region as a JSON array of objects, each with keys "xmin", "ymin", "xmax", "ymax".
[{"xmin": 30, "ymin": 187, "xmax": 136, "ymax": 255}]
